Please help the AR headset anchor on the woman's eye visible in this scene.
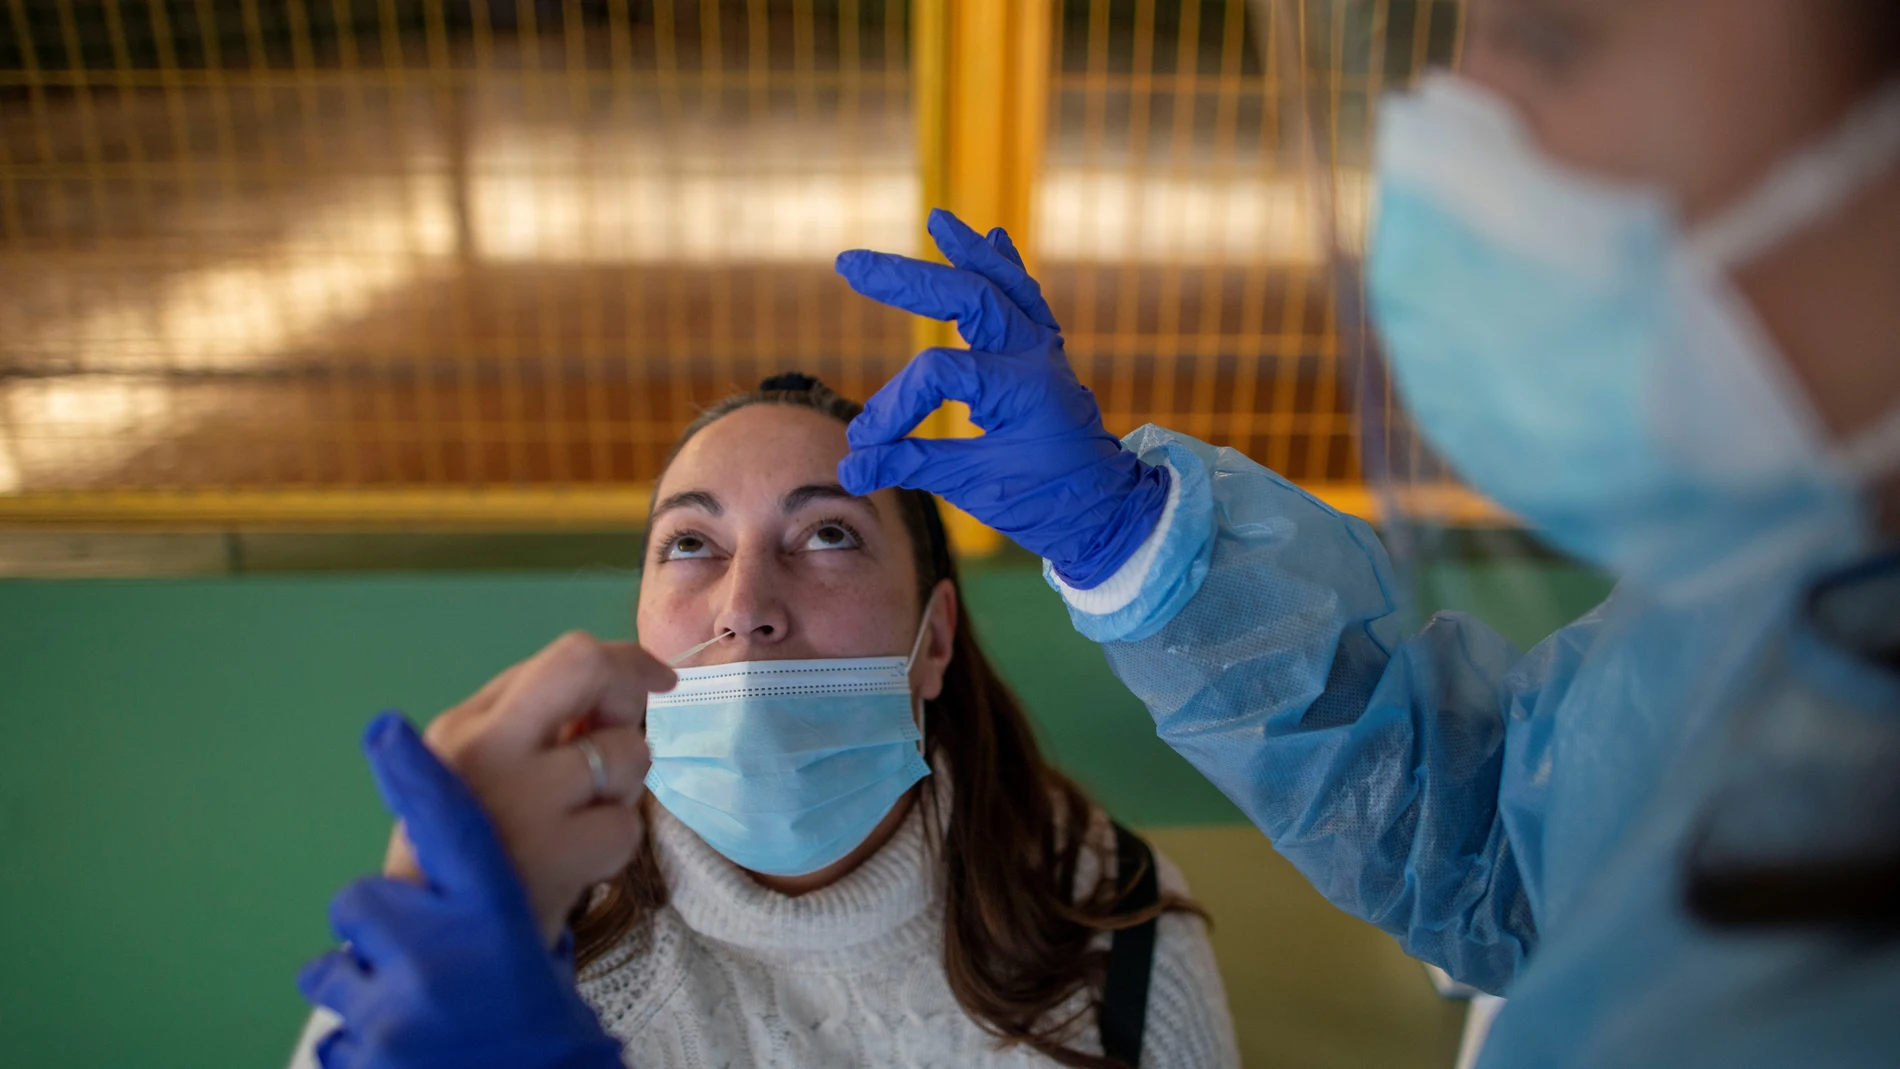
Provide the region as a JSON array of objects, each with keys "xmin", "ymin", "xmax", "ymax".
[
  {"xmin": 803, "ymin": 523, "xmax": 862, "ymax": 552},
  {"xmin": 662, "ymin": 533, "xmax": 714, "ymax": 561}
]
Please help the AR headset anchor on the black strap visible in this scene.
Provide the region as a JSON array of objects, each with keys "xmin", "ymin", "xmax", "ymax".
[{"xmin": 1099, "ymin": 821, "xmax": 1159, "ymax": 1067}]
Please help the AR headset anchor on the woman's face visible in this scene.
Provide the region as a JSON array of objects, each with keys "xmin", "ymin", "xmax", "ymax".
[
  {"xmin": 636, "ymin": 403, "xmax": 955, "ymax": 700},
  {"xmin": 1458, "ymin": 0, "xmax": 1900, "ymax": 442}
]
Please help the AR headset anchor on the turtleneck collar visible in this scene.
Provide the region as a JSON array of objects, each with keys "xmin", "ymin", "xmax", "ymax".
[{"xmin": 648, "ymin": 781, "xmax": 946, "ymax": 964}]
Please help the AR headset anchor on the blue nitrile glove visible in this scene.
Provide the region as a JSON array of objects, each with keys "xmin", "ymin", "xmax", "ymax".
[
  {"xmin": 834, "ymin": 208, "xmax": 1170, "ymax": 589},
  {"xmin": 297, "ymin": 713, "xmax": 623, "ymax": 1069}
]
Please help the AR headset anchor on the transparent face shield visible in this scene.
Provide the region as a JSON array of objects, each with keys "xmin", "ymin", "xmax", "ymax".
[{"xmin": 1246, "ymin": 0, "xmax": 1606, "ymax": 646}]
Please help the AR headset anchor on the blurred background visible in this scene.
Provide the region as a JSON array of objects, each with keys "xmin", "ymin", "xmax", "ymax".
[{"xmin": 0, "ymin": 2, "xmax": 1603, "ymax": 1066}]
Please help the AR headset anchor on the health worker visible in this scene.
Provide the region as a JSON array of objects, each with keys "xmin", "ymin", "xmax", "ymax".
[{"xmin": 829, "ymin": 2, "xmax": 1900, "ymax": 1067}]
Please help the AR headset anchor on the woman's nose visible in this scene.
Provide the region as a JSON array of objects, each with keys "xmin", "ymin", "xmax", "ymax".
[{"xmin": 713, "ymin": 552, "xmax": 791, "ymax": 647}]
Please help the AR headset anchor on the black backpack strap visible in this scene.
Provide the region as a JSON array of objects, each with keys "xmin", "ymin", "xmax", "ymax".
[{"xmin": 1099, "ymin": 821, "xmax": 1160, "ymax": 1067}]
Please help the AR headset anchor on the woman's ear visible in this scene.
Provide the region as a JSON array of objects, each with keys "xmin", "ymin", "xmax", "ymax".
[{"xmin": 913, "ymin": 577, "xmax": 959, "ymax": 702}]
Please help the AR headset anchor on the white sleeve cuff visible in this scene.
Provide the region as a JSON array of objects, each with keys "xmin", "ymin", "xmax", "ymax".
[{"xmin": 1050, "ymin": 460, "xmax": 1182, "ymax": 616}]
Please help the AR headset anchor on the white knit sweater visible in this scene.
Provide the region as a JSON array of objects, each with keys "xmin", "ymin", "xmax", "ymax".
[{"xmin": 290, "ymin": 794, "xmax": 1239, "ymax": 1069}]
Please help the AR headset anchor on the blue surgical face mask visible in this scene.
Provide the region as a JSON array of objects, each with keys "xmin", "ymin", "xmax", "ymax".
[
  {"xmin": 643, "ymin": 597, "xmax": 937, "ymax": 877},
  {"xmin": 1368, "ymin": 75, "xmax": 1900, "ymax": 600}
]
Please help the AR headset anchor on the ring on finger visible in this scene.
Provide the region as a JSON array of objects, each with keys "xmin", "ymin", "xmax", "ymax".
[{"xmin": 575, "ymin": 735, "xmax": 610, "ymax": 803}]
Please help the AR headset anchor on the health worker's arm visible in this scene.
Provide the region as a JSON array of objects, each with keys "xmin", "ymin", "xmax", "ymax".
[
  {"xmin": 831, "ymin": 212, "xmax": 1587, "ymax": 993},
  {"xmin": 1054, "ymin": 425, "xmax": 1603, "ymax": 994}
]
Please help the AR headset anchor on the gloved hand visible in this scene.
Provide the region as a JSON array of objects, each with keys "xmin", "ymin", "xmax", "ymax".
[
  {"xmin": 297, "ymin": 713, "xmax": 624, "ymax": 1069},
  {"xmin": 834, "ymin": 208, "xmax": 1170, "ymax": 589}
]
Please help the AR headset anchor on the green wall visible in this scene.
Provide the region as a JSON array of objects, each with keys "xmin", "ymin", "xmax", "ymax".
[{"xmin": 0, "ymin": 562, "xmax": 1607, "ymax": 1069}]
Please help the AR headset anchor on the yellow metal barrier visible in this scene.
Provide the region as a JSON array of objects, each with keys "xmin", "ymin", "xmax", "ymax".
[
  {"xmin": 905, "ymin": 0, "xmax": 1054, "ymax": 555},
  {"xmin": 912, "ymin": 0, "xmax": 1049, "ymax": 251},
  {"xmin": 0, "ymin": 1, "xmax": 1492, "ymax": 533}
]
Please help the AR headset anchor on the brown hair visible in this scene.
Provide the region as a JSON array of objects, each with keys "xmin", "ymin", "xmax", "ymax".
[
  {"xmin": 1875, "ymin": 0, "xmax": 1900, "ymax": 70},
  {"xmin": 1846, "ymin": 0, "xmax": 1900, "ymax": 74},
  {"xmin": 571, "ymin": 374, "xmax": 1198, "ymax": 1067}
]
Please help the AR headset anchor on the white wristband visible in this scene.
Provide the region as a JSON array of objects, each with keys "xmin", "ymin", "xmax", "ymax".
[{"xmin": 1050, "ymin": 461, "xmax": 1182, "ymax": 617}]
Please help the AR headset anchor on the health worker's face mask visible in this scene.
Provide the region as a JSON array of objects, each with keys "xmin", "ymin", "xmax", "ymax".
[
  {"xmin": 1368, "ymin": 74, "xmax": 1900, "ymax": 600},
  {"xmin": 644, "ymin": 595, "xmax": 938, "ymax": 877}
]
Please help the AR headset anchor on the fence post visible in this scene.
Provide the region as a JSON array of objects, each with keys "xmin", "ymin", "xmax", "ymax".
[{"xmin": 910, "ymin": 0, "xmax": 1052, "ymax": 557}]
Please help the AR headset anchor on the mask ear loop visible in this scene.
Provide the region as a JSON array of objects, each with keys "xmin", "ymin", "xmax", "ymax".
[
  {"xmin": 905, "ymin": 587, "xmax": 941, "ymax": 668},
  {"xmin": 905, "ymin": 588, "xmax": 942, "ymax": 759},
  {"xmin": 1680, "ymin": 80, "xmax": 1900, "ymax": 494},
  {"xmin": 1688, "ymin": 81, "xmax": 1900, "ymax": 271},
  {"xmin": 1842, "ymin": 403, "xmax": 1900, "ymax": 484}
]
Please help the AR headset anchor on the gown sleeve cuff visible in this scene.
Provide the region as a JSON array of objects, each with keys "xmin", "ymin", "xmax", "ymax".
[{"xmin": 1045, "ymin": 426, "xmax": 1217, "ymax": 644}]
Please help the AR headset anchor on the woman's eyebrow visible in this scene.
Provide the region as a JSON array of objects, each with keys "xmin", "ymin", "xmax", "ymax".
[
  {"xmin": 781, "ymin": 482, "xmax": 878, "ymax": 516},
  {"xmin": 650, "ymin": 489, "xmax": 722, "ymax": 523}
]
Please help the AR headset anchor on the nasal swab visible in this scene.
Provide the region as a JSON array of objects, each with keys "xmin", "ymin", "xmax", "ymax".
[{"xmin": 669, "ymin": 630, "xmax": 734, "ymax": 668}]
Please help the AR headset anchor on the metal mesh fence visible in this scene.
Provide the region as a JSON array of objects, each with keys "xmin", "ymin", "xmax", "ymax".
[{"xmin": 0, "ymin": 0, "xmax": 1469, "ymax": 527}]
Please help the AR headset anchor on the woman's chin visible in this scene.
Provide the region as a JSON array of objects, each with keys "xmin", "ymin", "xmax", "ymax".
[{"xmin": 744, "ymin": 787, "xmax": 918, "ymax": 897}]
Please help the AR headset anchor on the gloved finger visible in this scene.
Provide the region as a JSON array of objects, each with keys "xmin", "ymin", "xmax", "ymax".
[
  {"xmin": 328, "ymin": 876, "xmax": 439, "ymax": 968},
  {"xmin": 840, "ymin": 346, "xmax": 984, "ymax": 455},
  {"xmin": 491, "ymin": 637, "xmax": 676, "ymax": 750},
  {"xmin": 985, "ymin": 225, "xmax": 1025, "ymax": 268},
  {"xmin": 833, "ymin": 250, "xmax": 1043, "ymax": 353},
  {"xmin": 839, "ymin": 436, "xmax": 984, "ymax": 498},
  {"xmin": 988, "ymin": 228, "xmax": 1060, "ymax": 331},
  {"xmin": 361, "ymin": 713, "xmax": 524, "ymax": 903},
  {"xmin": 923, "ymin": 208, "xmax": 1062, "ymax": 334},
  {"xmin": 297, "ymin": 948, "xmax": 371, "ymax": 1019},
  {"xmin": 314, "ymin": 1025, "xmax": 359, "ymax": 1069},
  {"xmin": 537, "ymin": 724, "xmax": 650, "ymax": 810}
]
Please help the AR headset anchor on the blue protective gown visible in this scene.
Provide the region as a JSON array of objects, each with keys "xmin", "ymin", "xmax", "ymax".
[{"xmin": 1052, "ymin": 425, "xmax": 1900, "ymax": 1069}]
